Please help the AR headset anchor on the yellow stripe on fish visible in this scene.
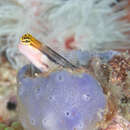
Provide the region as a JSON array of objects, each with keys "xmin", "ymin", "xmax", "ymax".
[{"xmin": 20, "ymin": 33, "xmax": 42, "ymax": 49}]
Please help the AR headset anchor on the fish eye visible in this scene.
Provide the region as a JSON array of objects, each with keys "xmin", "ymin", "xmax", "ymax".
[
  {"xmin": 21, "ymin": 33, "xmax": 32, "ymax": 40},
  {"xmin": 20, "ymin": 33, "xmax": 33, "ymax": 46},
  {"xmin": 21, "ymin": 38, "xmax": 31, "ymax": 45}
]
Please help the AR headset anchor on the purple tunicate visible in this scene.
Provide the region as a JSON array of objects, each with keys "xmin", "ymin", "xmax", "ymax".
[
  {"xmin": 17, "ymin": 65, "xmax": 106, "ymax": 130},
  {"xmin": 63, "ymin": 50, "xmax": 119, "ymax": 67},
  {"xmin": 98, "ymin": 50, "xmax": 120, "ymax": 62}
]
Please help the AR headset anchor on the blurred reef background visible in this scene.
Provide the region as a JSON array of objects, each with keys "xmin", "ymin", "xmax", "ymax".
[{"xmin": 0, "ymin": 0, "xmax": 130, "ymax": 130}]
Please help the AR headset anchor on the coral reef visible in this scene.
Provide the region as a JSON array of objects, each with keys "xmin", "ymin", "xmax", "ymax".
[
  {"xmin": 16, "ymin": 50, "xmax": 130, "ymax": 130},
  {"xmin": 0, "ymin": 57, "xmax": 17, "ymax": 124},
  {"xmin": 104, "ymin": 115, "xmax": 130, "ymax": 130},
  {"xmin": 0, "ymin": 0, "xmax": 130, "ymax": 130},
  {"xmin": 17, "ymin": 66, "xmax": 106, "ymax": 130},
  {"xmin": 87, "ymin": 51, "xmax": 130, "ymax": 128},
  {"xmin": 0, "ymin": 121, "xmax": 24, "ymax": 130}
]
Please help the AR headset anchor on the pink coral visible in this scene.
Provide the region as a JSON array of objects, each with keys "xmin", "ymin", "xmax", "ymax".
[{"xmin": 105, "ymin": 115, "xmax": 130, "ymax": 130}]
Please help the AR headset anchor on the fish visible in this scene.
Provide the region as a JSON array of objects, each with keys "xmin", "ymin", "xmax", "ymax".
[{"xmin": 19, "ymin": 33, "xmax": 78, "ymax": 72}]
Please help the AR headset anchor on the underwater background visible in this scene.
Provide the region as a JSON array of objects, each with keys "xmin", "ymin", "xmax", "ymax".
[{"xmin": 0, "ymin": 0, "xmax": 130, "ymax": 130}]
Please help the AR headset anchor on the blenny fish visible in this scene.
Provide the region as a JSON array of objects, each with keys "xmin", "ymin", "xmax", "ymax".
[{"xmin": 19, "ymin": 33, "xmax": 78, "ymax": 72}]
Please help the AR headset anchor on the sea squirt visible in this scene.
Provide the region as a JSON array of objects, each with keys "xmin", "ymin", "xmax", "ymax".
[{"xmin": 17, "ymin": 65, "xmax": 106, "ymax": 130}]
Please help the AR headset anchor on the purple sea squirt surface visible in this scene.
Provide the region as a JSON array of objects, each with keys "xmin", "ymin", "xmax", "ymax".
[{"xmin": 17, "ymin": 65, "xmax": 106, "ymax": 130}]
